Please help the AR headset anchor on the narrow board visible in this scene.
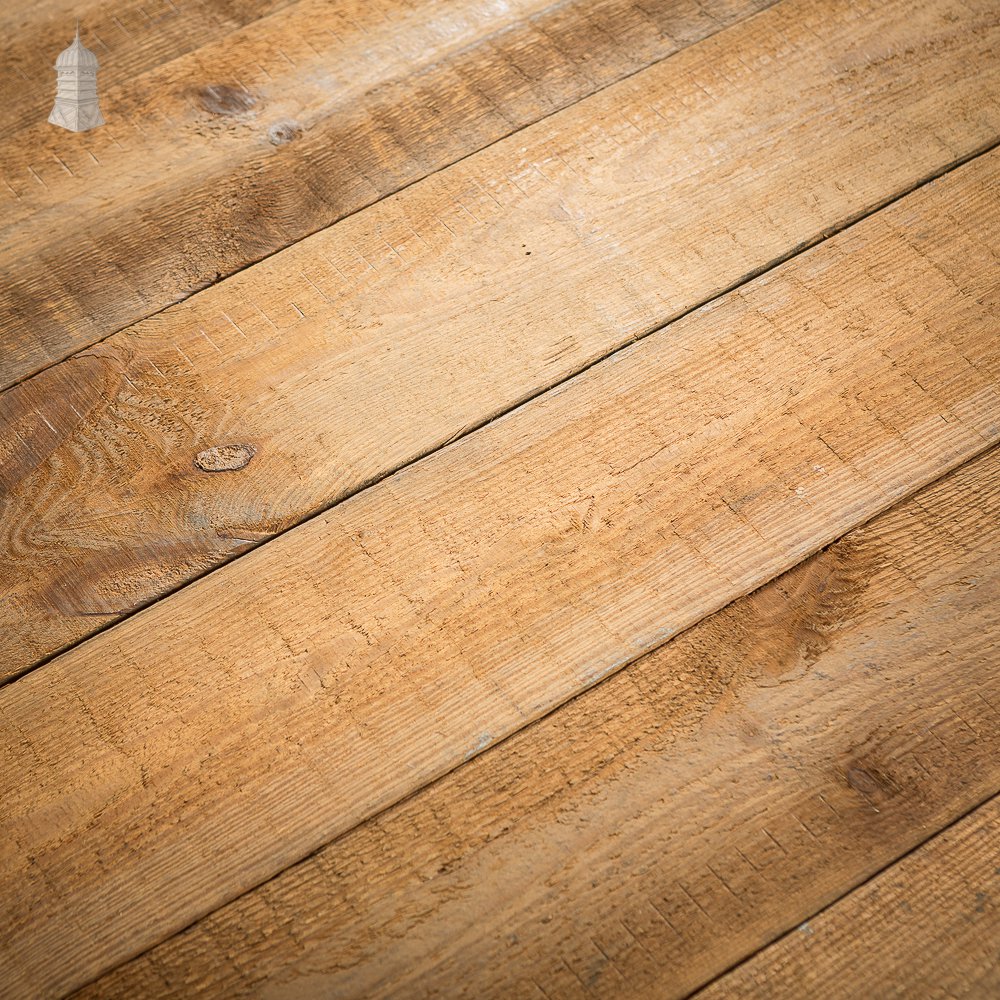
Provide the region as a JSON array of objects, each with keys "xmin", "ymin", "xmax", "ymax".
[
  {"xmin": 4, "ymin": 0, "xmax": 999, "ymax": 677},
  {"xmin": 697, "ymin": 797, "xmax": 1000, "ymax": 1000},
  {"xmin": 0, "ymin": 0, "xmax": 292, "ymax": 136},
  {"xmin": 1, "ymin": 148, "xmax": 997, "ymax": 997},
  {"xmin": 0, "ymin": 0, "xmax": 774, "ymax": 386},
  {"xmin": 76, "ymin": 448, "xmax": 1000, "ymax": 999}
]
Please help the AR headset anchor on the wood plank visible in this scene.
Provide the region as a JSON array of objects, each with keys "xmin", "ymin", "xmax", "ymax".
[
  {"xmin": 1, "ymin": 144, "xmax": 998, "ymax": 997},
  {"xmin": 4, "ymin": 0, "xmax": 999, "ymax": 678},
  {"xmin": 75, "ymin": 448, "xmax": 1000, "ymax": 999},
  {"xmin": 697, "ymin": 797, "xmax": 1000, "ymax": 1000},
  {"xmin": 0, "ymin": 0, "xmax": 774, "ymax": 387},
  {"xmin": 0, "ymin": 0, "xmax": 292, "ymax": 137}
]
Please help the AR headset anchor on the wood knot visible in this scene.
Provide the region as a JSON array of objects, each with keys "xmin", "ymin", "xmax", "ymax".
[
  {"xmin": 268, "ymin": 120, "xmax": 302, "ymax": 145},
  {"xmin": 848, "ymin": 759, "xmax": 904, "ymax": 800},
  {"xmin": 194, "ymin": 443, "xmax": 256, "ymax": 472},
  {"xmin": 846, "ymin": 765, "xmax": 880, "ymax": 795},
  {"xmin": 199, "ymin": 84, "xmax": 256, "ymax": 116}
]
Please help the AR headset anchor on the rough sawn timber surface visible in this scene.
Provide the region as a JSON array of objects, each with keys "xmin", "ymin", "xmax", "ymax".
[
  {"xmin": 0, "ymin": 0, "xmax": 775, "ymax": 387},
  {"xmin": 77, "ymin": 448, "xmax": 1000, "ymax": 999},
  {"xmin": 3, "ymin": 0, "xmax": 999, "ymax": 677},
  {"xmin": 1, "ymin": 147, "xmax": 998, "ymax": 997},
  {"xmin": 698, "ymin": 796, "xmax": 1000, "ymax": 1000}
]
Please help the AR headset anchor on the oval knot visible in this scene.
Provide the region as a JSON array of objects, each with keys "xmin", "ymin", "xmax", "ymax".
[
  {"xmin": 194, "ymin": 443, "xmax": 256, "ymax": 472},
  {"xmin": 268, "ymin": 120, "xmax": 302, "ymax": 145}
]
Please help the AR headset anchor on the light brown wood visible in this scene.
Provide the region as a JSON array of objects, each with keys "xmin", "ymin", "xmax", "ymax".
[
  {"xmin": 4, "ymin": 0, "xmax": 999, "ymax": 678},
  {"xmin": 76, "ymin": 447, "xmax": 1000, "ymax": 999},
  {"xmin": 0, "ymin": 0, "xmax": 774, "ymax": 387},
  {"xmin": 697, "ymin": 796, "xmax": 1000, "ymax": 999},
  {"xmin": 0, "ymin": 0, "xmax": 292, "ymax": 136},
  {"xmin": 1, "ymin": 144, "xmax": 997, "ymax": 997}
]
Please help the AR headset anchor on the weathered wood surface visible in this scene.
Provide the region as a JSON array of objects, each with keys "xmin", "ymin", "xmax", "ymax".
[
  {"xmin": 2, "ymin": 145, "xmax": 997, "ymax": 996},
  {"xmin": 0, "ymin": 0, "xmax": 292, "ymax": 137},
  {"xmin": 4, "ymin": 0, "xmax": 999, "ymax": 679},
  {"xmin": 77, "ymin": 448, "xmax": 1000, "ymax": 999},
  {"xmin": 698, "ymin": 796, "xmax": 1000, "ymax": 1000},
  {"xmin": 0, "ymin": 0, "xmax": 775, "ymax": 388}
]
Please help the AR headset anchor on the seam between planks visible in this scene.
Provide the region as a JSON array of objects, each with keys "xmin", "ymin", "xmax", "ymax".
[
  {"xmin": 0, "ymin": 0, "xmax": 785, "ymax": 393},
  {"xmin": 66, "ymin": 438, "xmax": 1000, "ymax": 997},
  {"xmin": 684, "ymin": 785, "xmax": 1000, "ymax": 999},
  {"xmin": 8, "ymin": 132, "xmax": 999, "ymax": 690}
]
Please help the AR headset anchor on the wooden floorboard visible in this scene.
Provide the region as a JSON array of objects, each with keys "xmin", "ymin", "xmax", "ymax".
[
  {"xmin": 1, "ymin": 145, "xmax": 997, "ymax": 997},
  {"xmin": 0, "ymin": 0, "xmax": 775, "ymax": 388},
  {"xmin": 697, "ymin": 796, "xmax": 1000, "ymax": 1000},
  {"xmin": 75, "ymin": 446, "xmax": 1000, "ymax": 998},
  {"xmin": 3, "ymin": 0, "xmax": 998, "ymax": 678}
]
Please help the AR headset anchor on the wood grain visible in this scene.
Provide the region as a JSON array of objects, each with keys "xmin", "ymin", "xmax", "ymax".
[
  {"xmin": 0, "ymin": 0, "xmax": 292, "ymax": 137},
  {"xmin": 75, "ymin": 448, "xmax": 1000, "ymax": 999},
  {"xmin": 4, "ymin": 0, "xmax": 999, "ymax": 677},
  {"xmin": 1, "ymin": 146, "xmax": 997, "ymax": 997},
  {"xmin": 0, "ymin": 0, "xmax": 775, "ymax": 387},
  {"xmin": 697, "ymin": 796, "xmax": 1000, "ymax": 1000}
]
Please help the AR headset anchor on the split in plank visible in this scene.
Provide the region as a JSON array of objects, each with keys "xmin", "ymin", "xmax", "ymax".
[
  {"xmin": 697, "ymin": 796, "xmax": 1000, "ymax": 1000},
  {"xmin": 1, "ymin": 144, "xmax": 998, "ymax": 997},
  {"xmin": 0, "ymin": 0, "xmax": 776, "ymax": 386},
  {"xmin": 4, "ymin": 0, "xmax": 1000, "ymax": 676},
  {"xmin": 76, "ymin": 447, "xmax": 1000, "ymax": 998}
]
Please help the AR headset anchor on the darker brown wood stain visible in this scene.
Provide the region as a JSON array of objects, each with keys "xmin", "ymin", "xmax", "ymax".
[{"xmin": 681, "ymin": 535, "xmax": 878, "ymax": 693}]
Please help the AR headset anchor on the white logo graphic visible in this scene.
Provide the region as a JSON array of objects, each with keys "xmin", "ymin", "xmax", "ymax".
[{"xmin": 49, "ymin": 23, "xmax": 105, "ymax": 132}]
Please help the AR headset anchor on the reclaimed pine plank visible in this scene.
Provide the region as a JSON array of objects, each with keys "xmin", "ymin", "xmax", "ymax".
[
  {"xmin": 76, "ymin": 447, "xmax": 1000, "ymax": 999},
  {"xmin": 3, "ymin": 0, "xmax": 998, "ymax": 678},
  {"xmin": 0, "ymin": 0, "xmax": 292, "ymax": 137},
  {"xmin": 1, "ymin": 145, "xmax": 998, "ymax": 998},
  {"xmin": 696, "ymin": 796, "xmax": 1000, "ymax": 1000},
  {"xmin": 0, "ymin": 0, "xmax": 774, "ymax": 387}
]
